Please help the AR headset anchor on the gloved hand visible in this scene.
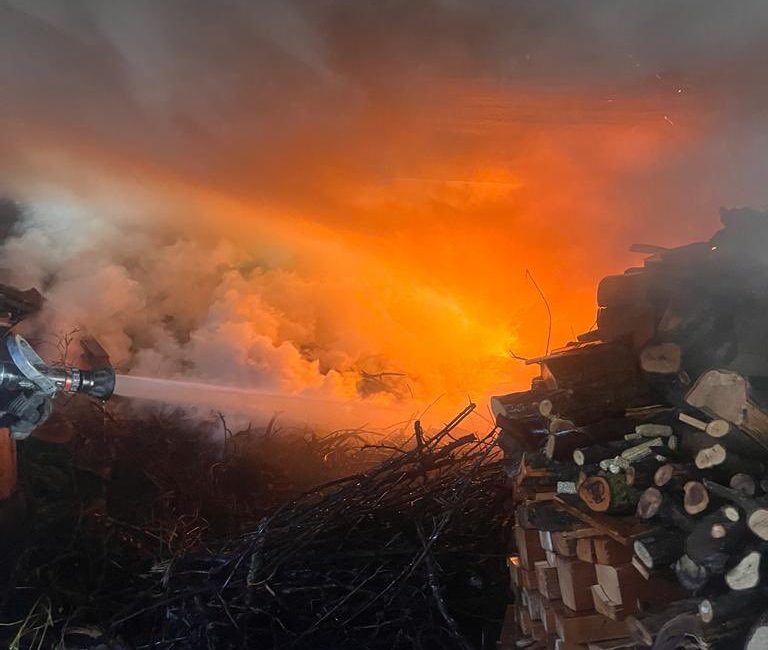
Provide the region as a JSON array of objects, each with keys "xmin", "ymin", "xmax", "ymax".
[{"xmin": 2, "ymin": 391, "xmax": 53, "ymax": 440}]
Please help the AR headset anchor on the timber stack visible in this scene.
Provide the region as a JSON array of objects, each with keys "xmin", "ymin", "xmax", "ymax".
[{"xmin": 495, "ymin": 208, "xmax": 768, "ymax": 650}]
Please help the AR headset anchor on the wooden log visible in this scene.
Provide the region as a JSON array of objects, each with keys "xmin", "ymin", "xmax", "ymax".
[
  {"xmin": 639, "ymin": 342, "xmax": 681, "ymax": 375},
  {"xmin": 579, "ymin": 474, "xmax": 638, "ymax": 515},
  {"xmin": 685, "ymin": 369, "xmax": 768, "ymax": 454},
  {"xmin": 635, "ymin": 487, "xmax": 693, "ymax": 531},
  {"xmin": 684, "ymin": 506, "xmax": 745, "ymax": 573},
  {"xmin": 624, "ymin": 460, "xmax": 657, "ymax": 490},
  {"xmin": 698, "ymin": 589, "xmax": 763, "ymax": 625},
  {"xmin": 547, "ymin": 427, "xmax": 627, "ymax": 462},
  {"xmin": 496, "ymin": 413, "xmax": 546, "ymax": 454},
  {"xmin": 746, "ymin": 610, "xmax": 768, "ymax": 650},
  {"xmin": 683, "ymin": 481, "xmax": 710, "ymax": 516},
  {"xmin": 674, "ymin": 554, "xmax": 711, "ymax": 593},
  {"xmin": 625, "ymin": 600, "xmax": 700, "ymax": 647},
  {"xmin": 693, "ymin": 443, "xmax": 764, "ymax": 476},
  {"xmin": 634, "ymin": 529, "xmax": 684, "ymax": 570},
  {"xmin": 725, "ymin": 548, "xmax": 766, "ymax": 591},
  {"xmin": 528, "ymin": 341, "xmax": 650, "ymax": 425},
  {"xmin": 597, "ymin": 273, "xmax": 650, "ymax": 308},
  {"xmin": 730, "ymin": 472, "xmax": 757, "ymax": 497},
  {"xmin": 653, "ymin": 463, "xmax": 694, "ymax": 490},
  {"xmin": 702, "ymin": 479, "xmax": 768, "ymax": 541}
]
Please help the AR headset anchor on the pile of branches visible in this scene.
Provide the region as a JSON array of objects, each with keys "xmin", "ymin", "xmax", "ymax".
[{"xmin": 4, "ymin": 403, "xmax": 512, "ymax": 649}]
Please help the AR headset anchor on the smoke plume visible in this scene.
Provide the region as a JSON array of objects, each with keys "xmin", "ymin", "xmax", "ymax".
[{"xmin": 0, "ymin": 1, "xmax": 768, "ymax": 424}]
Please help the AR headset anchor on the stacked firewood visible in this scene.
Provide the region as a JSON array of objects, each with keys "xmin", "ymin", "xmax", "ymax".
[{"xmin": 495, "ymin": 208, "xmax": 768, "ymax": 650}]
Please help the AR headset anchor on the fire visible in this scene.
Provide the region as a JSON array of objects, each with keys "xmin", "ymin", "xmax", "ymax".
[{"xmin": 0, "ymin": 80, "xmax": 725, "ymax": 425}]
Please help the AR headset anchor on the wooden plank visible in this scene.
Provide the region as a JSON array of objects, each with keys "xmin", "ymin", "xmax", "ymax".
[
  {"xmin": 576, "ymin": 537, "xmax": 597, "ymax": 563},
  {"xmin": 556, "ymin": 556, "xmax": 598, "ymax": 612},
  {"xmin": 593, "ymin": 537, "xmax": 633, "ymax": 565},
  {"xmin": 515, "ymin": 525, "xmax": 547, "ymax": 569}
]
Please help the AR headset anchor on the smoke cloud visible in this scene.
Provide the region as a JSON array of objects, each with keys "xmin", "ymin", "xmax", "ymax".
[{"xmin": 0, "ymin": 1, "xmax": 767, "ymax": 424}]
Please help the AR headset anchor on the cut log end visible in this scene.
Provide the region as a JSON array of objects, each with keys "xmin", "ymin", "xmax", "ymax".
[
  {"xmin": 747, "ymin": 624, "xmax": 768, "ymax": 650},
  {"xmin": 730, "ymin": 473, "xmax": 757, "ymax": 498},
  {"xmin": 695, "ymin": 444, "xmax": 727, "ymax": 470},
  {"xmin": 636, "ymin": 487, "xmax": 663, "ymax": 520},
  {"xmin": 573, "ymin": 449, "xmax": 585, "ymax": 466},
  {"xmin": 699, "ymin": 599, "xmax": 714, "ymax": 624},
  {"xmin": 654, "ymin": 463, "xmax": 675, "ymax": 487},
  {"xmin": 747, "ymin": 509, "xmax": 768, "ymax": 541},
  {"xmin": 711, "ymin": 524, "xmax": 726, "ymax": 539},
  {"xmin": 578, "ymin": 476, "xmax": 611, "ymax": 513},
  {"xmin": 634, "ymin": 540, "xmax": 653, "ymax": 569},
  {"xmin": 705, "ymin": 419, "xmax": 731, "ymax": 438},
  {"xmin": 725, "ymin": 551, "xmax": 761, "ymax": 591},
  {"xmin": 683, "ymin": 481, "xmax": 710, "ymax": 515}
]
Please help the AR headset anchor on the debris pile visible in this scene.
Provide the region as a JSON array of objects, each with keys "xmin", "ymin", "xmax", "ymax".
[
  {"xmin": 4, "ymin": 403, "xmax": 511, "ymax": 649},
  {"xmin": 495, "ymin": 208, "xmax": 768, "ymax": 649}
]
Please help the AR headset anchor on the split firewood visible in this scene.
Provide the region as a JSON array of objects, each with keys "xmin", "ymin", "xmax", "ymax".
[
  {"xmin": 685, "ymin": 369, "xmax": 768, "ymax": 454},
  {"xmin": 545, "ymin": 427, "xmax": 626, "ymax": 462},
  {"xmin": 702, "ymin": 479, "xmax": 768, "ymax": 541},
  {"xmin": 634, "ymin": 528, "xmax": 685, "ymax": 570}
]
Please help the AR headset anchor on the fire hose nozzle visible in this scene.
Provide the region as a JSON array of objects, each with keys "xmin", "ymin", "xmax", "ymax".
[{"xmin": 4, "ymin": 334, "xmax": 115, "ymax": 400}]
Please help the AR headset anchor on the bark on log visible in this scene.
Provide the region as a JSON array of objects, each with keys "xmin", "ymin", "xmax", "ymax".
[
  {"xmin": 578, "ymin": 473, "xmax": 638, "ymax": 515},
  {"xmin": 702, "ymin": 479, "xmax": 768, "ymax": 541},
  {"xmin": 683, "ymin": 481, "xmax": 710, "ymax": 516},
  {"xmin": 684, "ymin": 507, "xmax": 745, "ymax": 573},
  {"xmin": 636, "ymin": 487, "xmax": 693, "ymax": 531},
  {"xmin": 674, "ymin": 554, "xmax": 712, "ymax": 593},
  {"xmin": 634, "ymin": 529, "xmax": 685, "ymax": 570}
]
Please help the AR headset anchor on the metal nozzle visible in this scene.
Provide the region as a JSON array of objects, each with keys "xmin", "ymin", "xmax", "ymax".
[{"xmin": 4, "ymin": 334, "xmax": 115, "ymax": 400}]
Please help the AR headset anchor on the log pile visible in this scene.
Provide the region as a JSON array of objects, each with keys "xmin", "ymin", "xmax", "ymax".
[{"xmin": 496, "ymin": 208, "xmax": 768, "ymax": 650}]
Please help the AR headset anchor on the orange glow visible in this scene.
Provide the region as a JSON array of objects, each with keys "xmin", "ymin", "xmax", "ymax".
[{"xmin": 2, "ymin": 80, "xmax": 723, "ymax": 426}]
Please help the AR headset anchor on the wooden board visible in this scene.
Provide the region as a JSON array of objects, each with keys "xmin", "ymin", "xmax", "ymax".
[
  {"xmin": 556, "ymin": 556, "xmax": 598, "ymax": 612},
  {"xmin": 593, "ymin": 537, "xmax": 634, "ymax": 565},
  {"xmin": 554, "ymin": 495, "xmax": 656, "ymax": 545}
]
